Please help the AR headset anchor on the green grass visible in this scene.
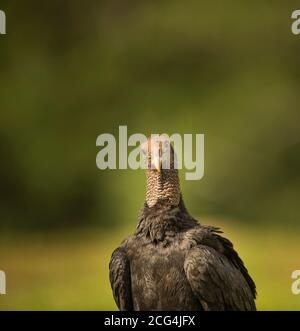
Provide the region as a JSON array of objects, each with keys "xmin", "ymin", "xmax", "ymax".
[{"xmin": 0, "ymin": 218, "xmax": 299, "ymax": 310}]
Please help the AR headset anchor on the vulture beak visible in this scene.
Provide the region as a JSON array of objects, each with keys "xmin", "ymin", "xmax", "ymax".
[
  {"xmin": 153, "ymin": 141, "xmax": 163, "ymax": 172},
  {"xmin": 140, "ymin": 138, "xmax": 163, "ymax": 172},
  {"xmin": 152, "ymin": 155, "xmax": 162, "ymax": 173}
]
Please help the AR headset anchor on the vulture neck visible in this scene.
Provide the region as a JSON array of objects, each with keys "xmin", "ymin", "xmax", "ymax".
[{"xmin": 146, "ymin": 169, "xmax": 181, "ymax": 208}]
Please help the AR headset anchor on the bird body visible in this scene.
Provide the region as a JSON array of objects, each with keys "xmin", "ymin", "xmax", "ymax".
[{"xmin": 109, "ymin": 136, "xmax": 256, "ymax": 311}]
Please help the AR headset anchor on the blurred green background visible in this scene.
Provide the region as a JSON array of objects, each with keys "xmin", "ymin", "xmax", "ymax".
[{"xmin": 0, "ymin": 1, "xmax": 300, "ymax": 310}]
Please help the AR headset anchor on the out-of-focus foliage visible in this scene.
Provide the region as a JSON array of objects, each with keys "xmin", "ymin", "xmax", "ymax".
[
  {"xmin": 1, "ymin": 0, "xmax": 300, "ymax": 312},
  {"xmin": 0, "ymin": 1, "xmax": 300, "ymax": 230}
]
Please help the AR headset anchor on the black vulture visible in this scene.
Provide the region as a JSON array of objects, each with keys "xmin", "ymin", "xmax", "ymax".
[{"xmin": 109, "ymin": 136, "xmax": 256, "ymax": 311}]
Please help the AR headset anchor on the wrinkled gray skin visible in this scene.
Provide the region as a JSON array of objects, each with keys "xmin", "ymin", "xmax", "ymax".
[{"xmin": 109, "ymin": 138, "xmax": 256, "ymax": 311}]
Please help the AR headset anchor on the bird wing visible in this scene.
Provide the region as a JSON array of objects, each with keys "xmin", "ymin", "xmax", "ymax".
[
  {"xmin": 184, "ymin": 245, "xmax": 256, "ymax": 311},
  {"xmin": 109, "ymin": 247, "xmax": 133, "ymax": 311}
]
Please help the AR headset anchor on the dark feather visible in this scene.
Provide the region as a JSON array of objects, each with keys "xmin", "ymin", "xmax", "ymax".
[
  {"xmin": 109, "ymin": 198, "xmax": 256, "ymax": 311},
  {"xmin": 109, "ymin": 247, "xmax": 133, "ymax": 310}
]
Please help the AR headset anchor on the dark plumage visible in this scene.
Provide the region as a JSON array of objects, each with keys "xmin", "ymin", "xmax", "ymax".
[{"xmin": 109, "ymin": 136, "xmax": 256, "ymax": 311}]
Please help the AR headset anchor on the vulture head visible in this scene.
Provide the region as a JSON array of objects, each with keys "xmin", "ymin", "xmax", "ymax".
[{"xmin": 141, "ymin": 136, "xmax": 181, "ymax": 208}]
